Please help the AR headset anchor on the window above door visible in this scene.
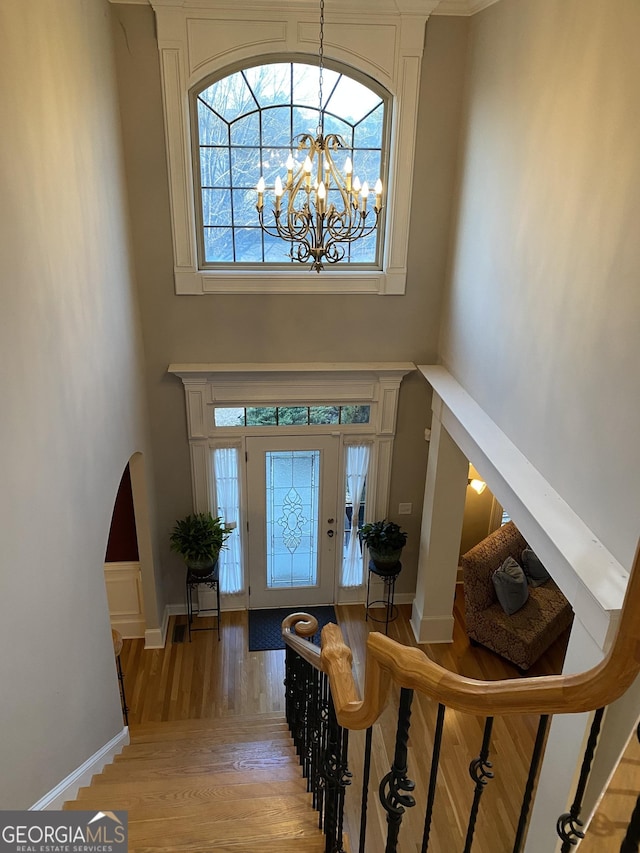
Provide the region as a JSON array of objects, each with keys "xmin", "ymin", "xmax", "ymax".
[
  {"xmin": 150, "ymin": 0, "xmax": 429, "ymax": 294},
  {"xmin": 192, "ymin": 60, "xmax": 389, "ymax": 269}
]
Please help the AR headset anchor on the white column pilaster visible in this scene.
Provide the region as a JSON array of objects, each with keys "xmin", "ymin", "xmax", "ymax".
[{"xmin": 411, "ymin": 401, "xmax": 468, "ymax": 643}]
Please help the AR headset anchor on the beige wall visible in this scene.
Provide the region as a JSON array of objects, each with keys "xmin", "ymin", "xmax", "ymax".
[
  {"xmin": 111, "ymin": 7, "xmax": 470, "ymax": 603},
  {"xmin": 438, "ymin": 0, "xmax": 640, "ymax": 838},
  {"xmin": 440, "ymin": 0, "xmax": 640, "ymax": 570},
  {"xmin": 0, "ymin": 0, "xmax": 152, "ymax": 807}
]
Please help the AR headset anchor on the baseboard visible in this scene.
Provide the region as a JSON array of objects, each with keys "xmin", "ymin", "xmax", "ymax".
[
  {"xmin": 410, "ymin": 600, "xmax": 454, "ymax": 644},
  {"xmin": 30, "ymin": 727, "xmax": 129, "ymax": 811},
  {"xmin": 145, "ymin": 605, "xmax": 171, "ymax": 648}
]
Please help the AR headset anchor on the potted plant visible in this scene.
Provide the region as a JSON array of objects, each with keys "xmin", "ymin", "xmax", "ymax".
[
  {"xmin": 170, "ymin": 512, "xmax": 230, "ymax": 576},
  {"xmin": 359, "ymin": 519, "xmax": 407, "ymax": 572}
]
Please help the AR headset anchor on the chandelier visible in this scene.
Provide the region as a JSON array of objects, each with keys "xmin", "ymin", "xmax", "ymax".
[{"xmin": 255, "ymin": 0, "xmax": 384, "ymax": 273}]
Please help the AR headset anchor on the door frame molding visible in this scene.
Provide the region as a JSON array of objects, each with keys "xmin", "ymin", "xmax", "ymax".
[{"xmin": 169, "ymin": 362, "xmax": 415, "ymax": 607}]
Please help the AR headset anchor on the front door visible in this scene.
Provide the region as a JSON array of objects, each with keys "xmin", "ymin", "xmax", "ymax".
[{"xmin": 246, "ymin": 435, "xmax": 339, "ymax": 609}]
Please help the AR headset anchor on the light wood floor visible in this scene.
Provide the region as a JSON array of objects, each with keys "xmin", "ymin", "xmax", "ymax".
[
  {"xmin": 119, "ymin": 586, "xmax": 570, "ymax": 852},
  {"xmin": 581, "ymin": 724, "xmax": 640, "ymax": 852}
]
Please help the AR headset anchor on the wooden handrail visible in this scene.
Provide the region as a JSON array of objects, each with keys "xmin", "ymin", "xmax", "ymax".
[
  {"xmin": 282, "ymin": 540, "xmax": 640, "ymax": 729},
  {"xmin": 282, "ymin": 612, "xmax": 323, "ymax": 670}
]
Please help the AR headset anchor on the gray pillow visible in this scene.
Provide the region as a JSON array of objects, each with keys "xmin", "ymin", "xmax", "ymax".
[
  {"xmin": 492, "ymin": 557, "xmax": 529, "ymax": 615},
  {"xmin": 522, "ymin": 548, "xmax": 550, "ymax": 587}
]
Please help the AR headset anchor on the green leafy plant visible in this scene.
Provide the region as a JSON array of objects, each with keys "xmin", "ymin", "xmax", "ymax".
[
  {"xmin": 170, "ymin": 513, "xmax": 230, "ymax": 565},
  {"xmin": 359, "ymin": 519, "xmax": 407, "ymax": 553}
]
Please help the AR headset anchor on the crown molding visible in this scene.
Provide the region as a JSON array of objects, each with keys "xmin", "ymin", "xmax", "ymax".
[
  {"xmin": 432, "ymin": 0, "xmax": 501, "ymax": 15},
  {"xmin": 109, "ymin": 0, "xmax": 500, "ymax": 12},
  {"xmin": 109, "ymin": 0, "xmax": 442, "ymax": 11}
]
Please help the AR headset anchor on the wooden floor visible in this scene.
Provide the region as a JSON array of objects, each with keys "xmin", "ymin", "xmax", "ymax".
[
  {"xmin": 581, "ymin": 724, "xmax": 640, "ymax": 851},
  {"xmin": 119, "ymin": 586, "xmax": 571, "ymax": 852}
]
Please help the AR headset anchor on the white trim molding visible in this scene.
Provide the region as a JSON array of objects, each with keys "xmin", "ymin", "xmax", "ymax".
[
  {"xmin": 432, "ymin": 0, "xmax": 501, "ymax": 14},
  {"xmin": 111, "ymin": 0, "xmax": 501, "ymax": 13},
  {"xmin": 104, "ymin": 561, "xmax": 146, "ymax": 638},
  {"xmin": 30, "ymin": 728, "xmax": 129, "ymax": 811},
  {"xmin": 144, "ymin": 604, "xmax": 171, "ymax": 648},
  {"xmin": 112, "ymin": 0, "xmax": 500, "ymax": 13},
  {"xmin": 150, "ymin": 0, "xmax": 429, "ymax": 295},
  {"xmin": 169, "ymin": 362, "xmax": 414, "ymax": 606}
]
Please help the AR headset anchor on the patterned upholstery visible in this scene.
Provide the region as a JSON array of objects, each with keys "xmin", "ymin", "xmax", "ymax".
[{"xmin": 461, "ymin": 522, "xmax": 574, "ymax": 671}]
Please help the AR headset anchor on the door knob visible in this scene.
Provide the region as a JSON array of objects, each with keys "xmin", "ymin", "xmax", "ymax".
[{"xmin": 327, "ymin": 529, "xmax": 335, "ymax": 538}]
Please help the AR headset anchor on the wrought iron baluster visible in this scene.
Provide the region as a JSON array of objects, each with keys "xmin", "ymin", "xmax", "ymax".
[
  {"xmin": 322, "ymin": 694, "xmax": 351, "ymax": 853},
  {"xmin": 359, "ymin": 726, "xmax": 373, "ymax": 853},
  {"xmin": 379, "ymin": 687, "xmax": 416, "ymax": 853},
  {"xmin": 512, "ymin": 714, "xmax": 549, "ymax": 853},
  {"xmin": 309, "ymin": 666, "xmax": 320, "ymax": 798},
  {"xmin": 317, "ymin": 671, "xmax": 329, "ymax": 831},
  {"xmin": 463, "ymin": 716, "xmax": 495, "ymax": 853},
  {"xmin": 336, "ymin": 727, "xmax": 350, "ymax": 850},
  {"xmin": 421, "ymin": 703, "xmax": 446, "ymax": 853},
  {"xmin": 557, "ymin": 707, "xmax": 605, "ymax": 851},
  {"xmin": 293, "ymin": 655, "xmax": 308, "ymax": 761},
  {"xmin": 284, "ymin": 645, "xmax": 294, "ymax": 731}
]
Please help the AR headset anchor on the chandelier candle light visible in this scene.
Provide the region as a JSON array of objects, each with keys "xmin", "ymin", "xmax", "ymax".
[{"xmin": 255, "ymin": 0, "xmax": 384, "ymax": 272}]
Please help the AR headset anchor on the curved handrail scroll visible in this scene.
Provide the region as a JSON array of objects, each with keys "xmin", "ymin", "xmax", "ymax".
[{"xmin": 281, "ymin": 612, "xmax": 323, "ymax": 669}]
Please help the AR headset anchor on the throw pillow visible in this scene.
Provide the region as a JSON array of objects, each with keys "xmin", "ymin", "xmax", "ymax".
[
  {"xmin": 522, "ymin": 548, "xmax": 551, "ymax": 587},
  {"xmin": 492, "ymin": 557, "xmax": 529, "ymax": 615}
]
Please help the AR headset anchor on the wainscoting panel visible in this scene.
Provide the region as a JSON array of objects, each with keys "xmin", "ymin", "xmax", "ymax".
[{"xmin": 104, "ymin": 561, "xmax": 145, "ymax": 638}]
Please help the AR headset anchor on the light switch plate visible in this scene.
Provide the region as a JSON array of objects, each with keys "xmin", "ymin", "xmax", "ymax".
[{"xmin": 398, "ymin": 502, "xmax": 412, "ymax": 515}]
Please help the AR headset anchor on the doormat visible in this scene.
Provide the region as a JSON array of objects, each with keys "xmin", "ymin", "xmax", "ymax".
[{"xmin": 248, "ymin": 606, "xmax": 337, "ymax": 652}]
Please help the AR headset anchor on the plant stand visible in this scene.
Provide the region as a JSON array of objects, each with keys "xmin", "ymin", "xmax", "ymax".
[
  {"xmin": 186, "ymin": 564, "xmax": 221, "ymax": 641},
  {"xmin": 365, "ymin": 559, "xmax": 401, "ymax": 635}
]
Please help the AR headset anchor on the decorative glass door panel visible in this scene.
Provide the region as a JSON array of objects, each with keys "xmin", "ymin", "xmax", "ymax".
[
  {"xmin": 266, "ymin": 450, "xmax": 319, "ymax": 589},
  {"xmin": 247, "ymin": 436, "xmax": 338, "ymax": 608}
]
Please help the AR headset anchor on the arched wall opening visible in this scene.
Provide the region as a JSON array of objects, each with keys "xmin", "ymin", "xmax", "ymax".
[{"xmin": 104, "ymin": 452, "xmax": 161, "ymax": 644}]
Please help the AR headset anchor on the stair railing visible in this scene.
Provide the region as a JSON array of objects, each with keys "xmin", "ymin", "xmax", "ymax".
[{"xmin": 282, "ymin": 539, "xmax": 640, "ymax": 853}]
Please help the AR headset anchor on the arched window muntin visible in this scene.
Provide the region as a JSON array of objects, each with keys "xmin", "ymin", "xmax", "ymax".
[{"xmin": 190, "ymin": 55, "xmax": 392, "ymax": 270}]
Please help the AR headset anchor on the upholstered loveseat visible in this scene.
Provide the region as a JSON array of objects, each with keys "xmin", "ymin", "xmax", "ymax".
[{"xmin": 461, "ymin": 522, "xmax": 574, "ymax": 671}]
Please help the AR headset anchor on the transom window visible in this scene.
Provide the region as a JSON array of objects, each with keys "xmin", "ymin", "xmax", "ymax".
[
  {"xmin": 214, "ymin": 405, "xmax": 371, "ymax": 427},
  {"xmin": 192, "ymin": 60, "xmax": 389, "ymax": 268}
]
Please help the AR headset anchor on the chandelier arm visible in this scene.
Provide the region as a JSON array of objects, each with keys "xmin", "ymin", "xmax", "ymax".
[
  {"xmin": 258, "ymin": 208, "xmax": 314, "ymax": 245},
  {"xmin": 321, "ymin": 238, "xmax": 346, "ymax": 264},
  {"xmin": 280, "ymin": 209, "xmax": 313, "ymax": 243},
  {"xmin": 322, "ymin": 136, "xmax": 353, "ymax": 214},
  {"xmin": 324, "ymin": 210, "xmax": 379, "ymax": 243}
]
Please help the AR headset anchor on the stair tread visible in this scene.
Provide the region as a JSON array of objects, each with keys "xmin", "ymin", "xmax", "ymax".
[
  {"xmin": 67, "ymin": 792, "xmax": 314, "ymax": 823},
  {"xmin": 72, "ymin": 777, "xmax": 310, "ymax": 807},
  {"xmin": 130, "ymin": 713, "xmax": 286, "ymax": 736},
  {"xmin": 125, "ymin": 805, "xmax": 322, "ymax": 844},
  {"xmin": 103, "ymin": 740, "xmax": 296, "ymax": 772},
  {"xmin": 129, "ymin": 725, "xmax": 290, "ymax": 746},
  {"xmin": 117, "ymin": 736, "xmax": 295, "ymax": 762},
  {"xmin": 127, "ymin": 837, "xmax": 326, "ymax": 852},
  {"xmin": 88, "ymin": 765, "xmax": 304, "ymax": 787}
]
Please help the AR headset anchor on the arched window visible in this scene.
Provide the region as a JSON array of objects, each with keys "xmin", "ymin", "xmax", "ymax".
[{"xmin": 191, "ymin": 60, "xmax": 390, "ymax": 268}]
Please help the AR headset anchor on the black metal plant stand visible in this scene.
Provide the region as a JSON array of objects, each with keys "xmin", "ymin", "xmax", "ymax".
[
  {"xmin": 186, "ymin": 563, "xmax": 221, "ymax": 641},
  {"xmin": 366, "ymin": 560, "xmax": 401, "ymax": 635}
]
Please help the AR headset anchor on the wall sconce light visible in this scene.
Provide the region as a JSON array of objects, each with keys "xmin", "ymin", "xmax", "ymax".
[{"xmin": 468, "ymin": 478, "xmax": 487, "ymax": 495}]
